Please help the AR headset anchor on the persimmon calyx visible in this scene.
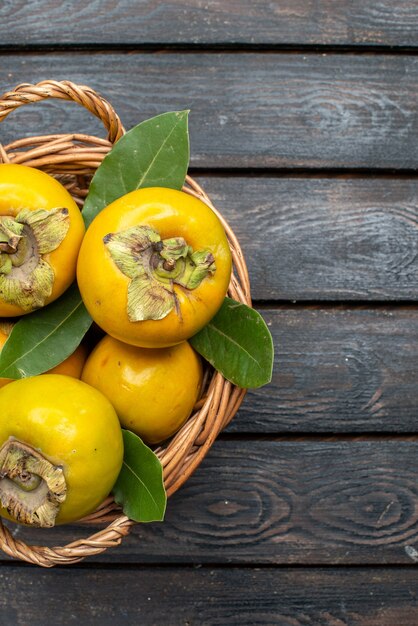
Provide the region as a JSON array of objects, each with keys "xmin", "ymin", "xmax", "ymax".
[
  {"xmin": 104, "ymin": 224, "xmax": 216, "ymax": 322},
  {"xmin": 0, "ymin": 438, "xmax": 66, "ymax": 528},
  {"xmin": 0, "ymin": 208, "xmax": 70, "ymax": 311}
]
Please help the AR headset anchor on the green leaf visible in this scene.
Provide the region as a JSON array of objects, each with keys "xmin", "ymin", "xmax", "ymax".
[
  {"xmin": 190, "ymin": 297, "xmax": 274, "ymax": 389},
  {"xmin": 82, "ymin": 110, "xmax": 190, "ymax": 227},
  {"xmin": 112, "ymin": 430, "xmax": 166, "ymax": 523},
  {"xmin": 0, "ymin": 283, "xmax": 92, "ymax": 379}
]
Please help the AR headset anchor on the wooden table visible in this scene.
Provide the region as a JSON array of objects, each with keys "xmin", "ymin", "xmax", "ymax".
[{"xmin": 1, "ymin": 2, "xmax": 418, "ymax": 623}]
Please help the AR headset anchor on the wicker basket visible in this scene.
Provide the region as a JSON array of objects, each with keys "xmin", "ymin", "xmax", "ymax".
[{"xmin": 0, "ymin": 80, "xmax": 250, "ymax": 567}]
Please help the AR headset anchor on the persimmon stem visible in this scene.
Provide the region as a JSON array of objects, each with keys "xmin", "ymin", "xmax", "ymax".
[
  {"xmin": 0, "ymin": 208, "xmax": 70, "ymax": 311},
  {"xmin": 104, "ymin": 224, "xmax": 216, "ymax": 322},
  {"xmin": 0, "ymin": 438, "xmax": 66, "ymax": 527},
  {"xmin": 162, "ymin": 258, "xmax": 176, "ymax": 271}
]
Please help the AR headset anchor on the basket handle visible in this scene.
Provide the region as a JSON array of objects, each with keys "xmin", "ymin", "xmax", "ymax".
[
  {"xmin": 0, "ymin": 80, "xmax": 125, "ymax": 144},
  {"xmin": 0, "ymin": 515, "xmax": 134, "ymax": 567}
]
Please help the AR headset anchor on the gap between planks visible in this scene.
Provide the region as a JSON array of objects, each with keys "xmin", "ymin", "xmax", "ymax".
[{"xmin": 3, "ymin": 43, "xmax": 418, "ymax": 55}]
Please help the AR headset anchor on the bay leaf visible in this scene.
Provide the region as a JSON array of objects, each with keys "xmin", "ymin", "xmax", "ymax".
[
  {"xmin": 190, "ymin": 297, "xmax": 274, "ymax": 389},
  {"xmin": 0, "ymin": 283, "xmax": 92, "ymax": 379},
  {"xmin": 113, "ymin": 430, "xmax": 166, "ymax": 523},
  {"xmin": 82, "ymin": 110, "xmax": 190, "ymax": 227}
]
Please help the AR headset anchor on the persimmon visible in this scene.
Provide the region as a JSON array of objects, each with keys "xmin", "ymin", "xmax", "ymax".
[
  {"xmin": 0, "ymin": 375, "xmax": 123, "ymax": 527},
  {"xmin": 82, "ymin": 335, "xmax": 203, "ymax": 444},
  {"xmin": 0, "ymin": 164, "xmax": 85, "ymax": 316},
  {"xmin": 77, "ymin": 187, "xmax": 231, "ymax": 348}
]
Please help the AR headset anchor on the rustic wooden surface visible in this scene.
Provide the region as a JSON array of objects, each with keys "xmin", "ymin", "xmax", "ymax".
[
  {"xmin": 2, "ymin": 1, "xmax": 418, "ymax": 47},
  {"xmin": 3, "ymin": 54, "xmax": 418, "ymax": 169},
  {"xmin": 2, "ymin": 1, "xmax": 418, "ymax": 624},
  {"xmin": 1, "ymin": 567, "xmax": 418, "ymax": 626}
]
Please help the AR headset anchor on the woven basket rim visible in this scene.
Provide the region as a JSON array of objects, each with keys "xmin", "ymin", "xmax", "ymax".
[{"xmin": 0, "ymin": 80, "xmax": 251, "ymax": 567}]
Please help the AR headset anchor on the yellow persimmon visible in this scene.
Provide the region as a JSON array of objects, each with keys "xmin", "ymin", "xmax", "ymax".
[
  {"xmin": 0, "ymin": 164, "xmax": 85, "ymax": 316},
  {"xmin": 0, "ymin": 375, "xmax": 123, "ymax": 527},
  {"xmin": 82, "ymin": 335, "xmax": 203, "ymax": 444},
  {"xmin": 77, "ymin": 187, "xmax": 231, "ymax": 348}
]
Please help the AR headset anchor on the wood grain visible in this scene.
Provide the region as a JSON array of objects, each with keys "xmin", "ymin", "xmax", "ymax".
[
  {"xmin": 197, "ymin": 176, "xmax": 418, "ymax": 301},
  {"xmin": 2, "ymin": 1, "xmax": 418, "ymax": 47},
  {"xmin": 2, "ymin": 54, "xmax": 418, "ymax": 169},
  {"xmin": 234, "ymin": 306, "xmax": 418, "ymax": 433},
  {"xmin": 6, "ymin": 440, "xmax": 418, "ymax": 565},
  {"xmin": 0, "ymin": 566, "xmax": 417, "ymax": 625}
]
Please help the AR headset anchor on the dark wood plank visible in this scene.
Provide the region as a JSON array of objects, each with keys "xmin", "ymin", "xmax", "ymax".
[
  {"xmin": 233, "ymin": 306, "xmax": 418, "ymax": 433},
  {"xmin": 6, "ymin": 440, "xmax": 418, "ymax": 565},
  {"xmin": 2, "ymin": 1, "xmax": 418, "ymax": 47},
  {"xmin": 0, "ymin": 566, "xmax": 417, "ymax": 626},
  {"xmin": 2, "ymin": 54, "xmax": 418, "ymax": 169},
  {"xmin": 198, "ymin": 176, "xmax": 418, "ymax": 301}
]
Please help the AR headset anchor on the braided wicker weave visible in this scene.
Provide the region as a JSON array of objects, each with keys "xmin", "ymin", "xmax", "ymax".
[{"xmin": 0, "ymin": 80, "xmax": 250, "ymax": 567}]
